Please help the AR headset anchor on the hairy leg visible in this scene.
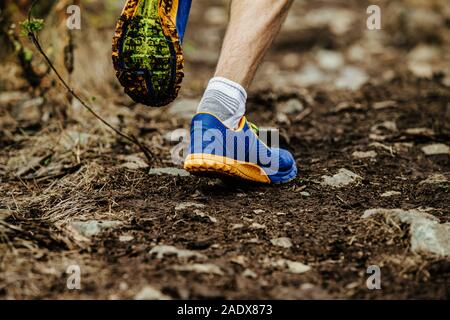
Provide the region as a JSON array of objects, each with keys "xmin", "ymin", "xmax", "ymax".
[{"xmin": 214, "ymin": 0, "xmax": 294, "ymax": 89}]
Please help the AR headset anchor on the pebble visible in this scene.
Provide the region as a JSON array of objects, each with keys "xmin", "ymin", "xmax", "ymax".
[
  {"xmin": 149, "ymin": 245, "xmax": 207, "ymax": 260},
  {"xmin": 380, "ymin": 191, "xmax": 402, "ymax": 197},
  {"xmin": 134, "ymin": 286, "xmax": 170, "ymax": 300},
  {"xmin": 173, "ymin": 264, "xmax": 224, "ymax": 276},
  {"xmin": 270, "ymin": 237, "xmax": 293, "ymax": 248},
  {"xmin": 148, "ymin": 167, "xmax": 190, "ymax": 177},
  {"xmin": 278, "ymin": 99, "xmax": 304, "ymax": 115},
  {"xmin": 421, "ymin": 144, "xmax": 450, "ymax": 155},
  {"xmin": 321, "ymin": 168, "xmax": 362, "ymax": 188},
  {"xmin": 362, "ymin": 208, "xmax": 450, "ymax": 257},
  {"xmin": 352, "ymin": 151, "xmax": 377, "ymax": 159},
  {"xmin": 70, "ymin": 220, "xmax": 121, "ymax": 237}
]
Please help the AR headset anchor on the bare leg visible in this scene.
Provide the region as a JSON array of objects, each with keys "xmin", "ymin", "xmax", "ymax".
[
  {"xmin": 197, "ymin": 0, "xmax": 293, "ymax": 129},
  {"xmin": 215, "ymin": 0, "xmax": 294, "ymax": 89}
]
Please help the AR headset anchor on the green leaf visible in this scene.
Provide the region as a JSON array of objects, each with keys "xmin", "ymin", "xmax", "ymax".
[{"xmin": 20, "ymin": 19, "xmax": 45, "ymax": 36}]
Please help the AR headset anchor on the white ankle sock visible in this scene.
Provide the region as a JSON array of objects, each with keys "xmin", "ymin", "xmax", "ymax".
[{"xmin": 197, "ymin": 77, "xmax": 247, "ymax": 129}]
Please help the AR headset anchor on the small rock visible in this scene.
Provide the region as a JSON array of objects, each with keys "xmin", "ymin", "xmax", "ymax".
[
  {"xmin": 369, "ymin": 142, "xmax": 392, "ymax": 152},
  {"xmin": 231, "ymin": 223, "xmax": 244, "ymax": 230},
  {"xmin": 276, "ymin": 259, "xmax": 311, "ymax": 274},
  {"xmin": 120, "ymin": 154, "xmax": 148, "ymax": 170},
  {"xmin": 175, "ymin": 202, "xmax": 205, "ymax": 211},
  {"xmin": 134, "ymin": 286, "xmax": 170, "ymax": 300},
  {"xmin": 380, "ymin": 191, "xmax": 402, "ymax": 197},
  {"xmin": 253, "ymin": 209, "xmax": 265, "ymax": 215},
  {"xmin": 276, "ymin": 112, "xmax": 290, "ymax": 125},
  {"xmin": 321, "ymin": 168, "xmax": 362, "ymax": 188},
  {"xmin": 0, "ymin": 91, "xmax": 29, "ymax": 105},
  {"xmin": 70, "ymin": 220, "xmax": 121, "ymax": 238},
  {"xmin": 168, "ymin": 98, "xmax": 199, "ymax": 119},
  {"xmin": 294, "ymin": 64, "xmax": 327, "ymax": 87},
  {"xmin": 410, "ymin": 221, "xmax": 450, "ymax": 257},
  {"xmin": 352, "ymin": 151, "xmax": 377, "ymax": 159},
  {"xmin": 335, "ymin": 66, "xmax": 368, "ymax": 91},
  {"xmin": 286, "ymin": 261, "xmax": 311, "ymax": 274},
  {"xmin": 149, "ymin": 245, "xmax": 206, "ymax": 260},
  {"xmin": 230, "ymin": 255, "xmax": 247, "ymax": 266},
  {"xmin": 419, "ymin": 174, "xmax": 447, "ymax": 185},
  {"xmin": 148, "ymin": 167, "xmax": 190, "ymax": 177},
  {"xmin": 119, "ymin": 234, "xmax": 134, "ymax": 242},
  {"xmin": 316, "ymin": 50, "xmax": 344, "ymax": 71},
  {"xmin": 362, "ymin": 208, "xmax": 437, "ymax": 222},
  {"xmin": 333, "ymin": 102, "xmax": 363, "ymax": 113},
  {"xmin": 372, "ymin": 100, "xmax": 397, "ymax": 110},
  {"xmin": 421, "ymin": 144, "xmax": 450, "ymax": 155},
  {"xmin": 300, "ymin": 191, "xmax": 311, "ymax": 197},
  {"xmin": 362, "ymin": 208, "xmax": 450, "ymax": 257},
  {"xmin": 371, "ymin": 121, "xmax": 397, "ymax": 133},
  {"xmin": 405, "ymin": 128, "xmax": 435, "ymax": 136},
  {"xmin": 278, "ymin": 99, "xmax": 304, "ymax": 115},
  {"xmin": 173, "ymin": 264, "xmax": 224, "ymax": 276},
  {"xmin": 250, "ymin": 222, "xmax": 266, "ymax": 230},
  {"xmin": 242, "ymin": 269, "xmax": 257, "ymax": 279},
  {"xmin": 193, "ymin": 209, "xmax": 218, "ymax": 223},
  {"xmin": 270, "ymin": 237, "xmax": 293, "ymax": 248}
]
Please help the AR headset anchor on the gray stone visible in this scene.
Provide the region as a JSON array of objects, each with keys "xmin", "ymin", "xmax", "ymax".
[
  {"xmin": 335, "ymin": 66, "xmax": 368, "ymax": 91},
  {"xmin": 250, "ymin": 222, "xmax": 266, "ymax": 230},
  {"xmin": 119, "ymin": 154, "xmax": 148, "ymax": 170},
  {"xmin": 148, "ymin": 167, "xmax": 190, "ymax": 177},
  {"xmin": 134, "ymin": 286, "xmax": 171, "ymax": 300},
  {"xmin": 270, "ymin": 237, "xmax": 293, "ymax": 248},
  {"xmin": 193, "ymin": 209, "xmax": 218, "ymax": 223},
  {"xmin": 70, "ymin": 220, "xmax": 121, "ymax": 237},
  {"xmin": 242, "ymin": 269, "xmax": 258, "ymax": 279},
  {"xmin": 294, "ymin": 64, "xmax": 327, "ymax": 87},
  {"xmin": 149, "ymin": 245, "xmax": 206, "ymax": 260},
  {"xmin": 421, "ymin": 144, "xmax": 450, "ymax": 155},
  {"xmin": 173, "ymin": 264, "xmax": 224, "ymax": 276},
  {"xmin": 119, "ymin": 234, "xmax": 134, "ymax": 242},
  {"xmin": 352, "ymin": 151, "xmax": 377, "ymax": 159},
  {"xmin": 362, "ymin": 208, "xmax": 450, "ymax": 257},
  {"xmin": 321, "ymin": 168, "xmax": 362, "ymax": 188},
  {"xmin": 175, "ymin": 202, "xmax": 205, "ymax": 211},
  {"xmin": 317, "ymin": 50, "xmax": 344, "ymax": 71},
  {"xmin": 372, "ymin": 100, "xmax": 397, "ymax": 110},
  {"xmin": 419, "ymin": 174, "xmax": 447, "ymax": 185},
  {"xmin": 278, "ymin": 99, "xmax": 304, "ymax": 115},
  {"xmin": 380, "ymin": 191, "xmax": 402, "ymax": 197},
  {"xmin": 276, "ymin": 259, "xmax": 311, "ymax": 274}
]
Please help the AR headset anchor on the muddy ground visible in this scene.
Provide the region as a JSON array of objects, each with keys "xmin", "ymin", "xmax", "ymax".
[{"xmin": 0, "ymin": 0, "xmax": 449, "ymax": 299}]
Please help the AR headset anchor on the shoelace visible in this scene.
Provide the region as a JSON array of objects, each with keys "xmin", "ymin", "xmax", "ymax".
[{"xmin": 248, "ymin": 121, "xmax": 259, "ymax": 136}]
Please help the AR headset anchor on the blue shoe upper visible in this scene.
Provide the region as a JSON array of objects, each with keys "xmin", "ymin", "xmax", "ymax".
[
  {"xmin": 188, "ymin": 113, "xmax": 298, "ymax": 183},
  {"xmin": 176, "ymin": 0, "xmax": 192, "ymax": 43}
]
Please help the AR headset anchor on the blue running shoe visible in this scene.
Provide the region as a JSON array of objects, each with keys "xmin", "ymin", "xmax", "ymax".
[{"xmin": 184, "ymin": 113, "xmax": 298, "ymax": 184}]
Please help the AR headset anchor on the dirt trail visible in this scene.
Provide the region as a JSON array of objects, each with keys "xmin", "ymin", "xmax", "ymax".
[{"xmin": 0, "ymin": 0, "xmax": 449, "ymax": 299}]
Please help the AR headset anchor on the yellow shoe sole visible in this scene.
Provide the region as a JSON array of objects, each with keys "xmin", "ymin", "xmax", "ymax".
[{"xmin": 184, "ymin": 154, "xmax": 271, "ymax": 184}]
